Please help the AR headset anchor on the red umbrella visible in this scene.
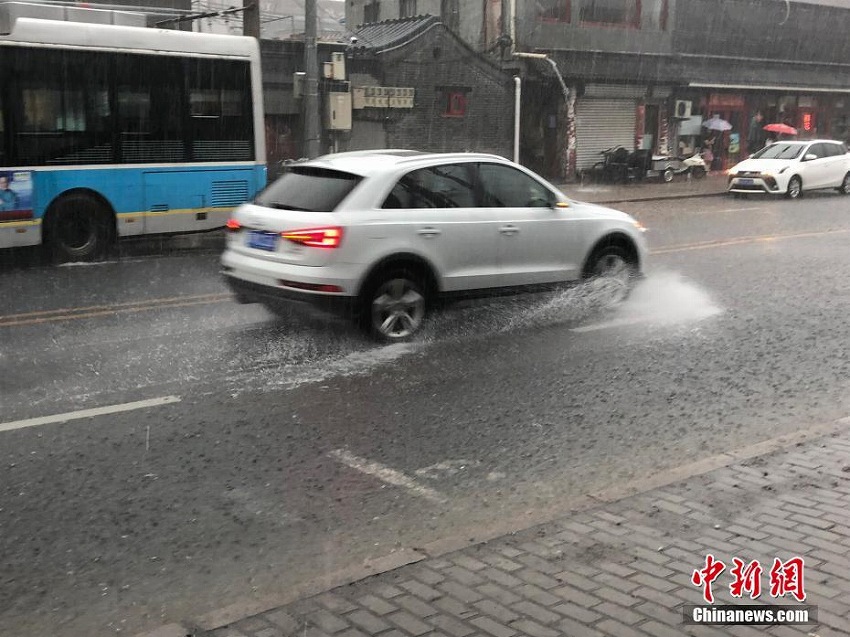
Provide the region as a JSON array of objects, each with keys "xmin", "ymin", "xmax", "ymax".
[{"xmin": 763, "ymin": 123, "xmax": 797, "ymax": 135}]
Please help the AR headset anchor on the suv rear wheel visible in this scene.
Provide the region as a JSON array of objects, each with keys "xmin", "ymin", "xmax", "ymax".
[{"xmin": 361, "ymin": 270, "xmax": 427, "ymax": 342}]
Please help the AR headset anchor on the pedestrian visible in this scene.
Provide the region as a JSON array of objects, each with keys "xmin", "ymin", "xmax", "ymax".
[
  {"xmin": 748, "ymin": 111, "xmax": 765, "ymax": 153},
  {"xmin": 701, "ymin": 134, "xmax": 715, "ymax": 172}
]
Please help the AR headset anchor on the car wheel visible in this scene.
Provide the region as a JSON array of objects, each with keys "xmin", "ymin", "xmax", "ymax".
[
  {"xmin": 786, "ymin": 176, "xmax": 803, "ymax": 199},
  {"xmin": 362, "ymin": 271, "xmax": 427, "ymax": 342},
  {"xmin": 840, "ymin": 172, "xmax": 850, "ymax": 195},
  {"xmin": 584, "ymin": 245, "xmax": 636, "ymax": 306}
]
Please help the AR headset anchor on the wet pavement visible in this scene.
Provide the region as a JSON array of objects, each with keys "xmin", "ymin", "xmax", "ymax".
[
  {"xmin": 2, "ymin": 192, "xmax": 850, "ymax": 636},
  {"xmin": 193, "ymin": 417, "xmax": 850, "ymax": 637}
]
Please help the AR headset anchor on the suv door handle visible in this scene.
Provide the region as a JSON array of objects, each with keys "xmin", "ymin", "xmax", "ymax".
[
  {"xmin": 500, "ymin": 225, "xmax": 519, "ymax": 235},
  {"xmin": 417, "ymin": 227, "xmax": 441, "ymax": 237}
]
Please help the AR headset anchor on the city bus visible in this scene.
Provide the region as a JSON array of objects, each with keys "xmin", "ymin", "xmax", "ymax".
[{"xmin": 0, "ymin": 14, "xmax": 266, "ymax": 261}]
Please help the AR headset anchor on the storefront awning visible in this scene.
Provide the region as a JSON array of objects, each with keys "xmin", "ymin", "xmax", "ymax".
[{"xmin": 689, "ymin": 82, "xmax": 850, "ymax": 94}]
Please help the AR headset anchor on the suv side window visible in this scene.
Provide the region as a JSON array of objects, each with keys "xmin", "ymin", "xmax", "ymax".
[
  {"xmin": 477, "ymin": 163, "xmax": 554, "ymax": 208},
  {"xmin": 382, "ymin": 163, "xmax": 476, "ymax": 209}
]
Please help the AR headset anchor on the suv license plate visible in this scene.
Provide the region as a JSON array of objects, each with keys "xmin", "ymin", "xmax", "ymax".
[
  {"xmin": 738, "ymin": 178, "xmax": 754, "ymax": 185},
  {"xmin": 248, "ymin": 231, "xmax": 277, "ymax": 251}
]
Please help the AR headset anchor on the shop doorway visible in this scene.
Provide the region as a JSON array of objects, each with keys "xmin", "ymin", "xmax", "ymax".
[{"xmin": 644, "ymin": 104, "xmax": 660, "ymax": 153}]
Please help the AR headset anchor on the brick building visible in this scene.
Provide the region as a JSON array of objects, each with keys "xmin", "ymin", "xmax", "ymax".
[{"xmin": 342, "ymin": 16, "xmax": 514, "ymax": 158}]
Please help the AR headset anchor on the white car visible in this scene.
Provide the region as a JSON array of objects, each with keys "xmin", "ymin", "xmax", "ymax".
[
  {"xmin": 221, "ymin": 150, "xmax": 648, "ymax": 341},
  {"xmin": 727, "ymin": 139, "xmax": 850, "ymax": 199}
]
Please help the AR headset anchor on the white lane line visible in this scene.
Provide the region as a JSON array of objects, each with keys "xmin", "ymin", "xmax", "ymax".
[
  {"xmin": 329, "ymin": 448, "xmax": 447, "ymax": 503},
  {"xmin": 713, "ymin": 207, "xmax": 762, "ymax": 213},
  {"xmin": 571, "ymin": 317, "xmax": 653, "ymax": 333},
  {"xmin": 0, "ymin": 395, "xmax": 182, "ymax": 434}
]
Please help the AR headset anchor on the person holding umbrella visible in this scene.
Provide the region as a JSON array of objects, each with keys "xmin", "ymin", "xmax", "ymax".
[
  {"xmin": 764, "ymin": 122, "xmax": 797, "ymax": 142},
  {"xmin": 702, "ymin": 115, "xmax": 733, "ymax": 171}
]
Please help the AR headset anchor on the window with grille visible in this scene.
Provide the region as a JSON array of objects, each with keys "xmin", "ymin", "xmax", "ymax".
[{"xmin": 440, "ymin": 89, "xmax": 469, "ymax": 118}]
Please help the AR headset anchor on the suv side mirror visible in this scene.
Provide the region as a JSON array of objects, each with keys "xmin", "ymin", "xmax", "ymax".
[{"xmin": 804, "ymin": 153, "xmax": 818, "ymax": 161}]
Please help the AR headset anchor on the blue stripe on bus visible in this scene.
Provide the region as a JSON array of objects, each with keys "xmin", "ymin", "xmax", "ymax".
[{"xmin": 29, "ymin": 164, "xmax": 266, "ymax": 218}]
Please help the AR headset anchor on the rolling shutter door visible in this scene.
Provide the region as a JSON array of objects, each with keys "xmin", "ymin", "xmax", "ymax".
[{"xmin": 575, "ymin": 98, "xmax": 636, "ymax": 171}]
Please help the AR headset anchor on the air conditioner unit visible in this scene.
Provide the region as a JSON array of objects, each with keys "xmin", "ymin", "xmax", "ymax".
[
  {"xmin": 331, "ymin": 52, "xmax": 346, "ymax": 80},
  {"xmin": 674, "ymin": 100, "xmax": 692, "ymax": 119}
]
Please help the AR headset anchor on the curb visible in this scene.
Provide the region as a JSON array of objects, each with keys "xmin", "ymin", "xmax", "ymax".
[
  {"xmin": 134, "ymin": 415, "xmax": 849, "ymax": 637},
  {"xmin": 563, "ymin": 190, "xmax": 727, "ymax": 205},
  {"xmin": 587, "ymin": 190, "xmax": 726, "ymax": 205}
]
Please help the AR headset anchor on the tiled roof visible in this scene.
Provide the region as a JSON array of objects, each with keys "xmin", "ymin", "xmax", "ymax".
[{"xmin": 351, "ymin": 14, "xmax": 441, "ymax": 52}]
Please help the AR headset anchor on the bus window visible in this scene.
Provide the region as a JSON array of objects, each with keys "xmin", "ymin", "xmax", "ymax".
[
  {"xmin": 116, "ymin": 53, "xmax": 185, "ymax": 163},
  {"xmin": 0, "ymin": 93, "xmax": 5, "ymax": 166},
  {"xmin": 13, "ymin": 47, "xmax": 112, "ymax": 165},
  {"xmin": 187, "ymin": 58, "xmax": 254, "ymax": 162}
]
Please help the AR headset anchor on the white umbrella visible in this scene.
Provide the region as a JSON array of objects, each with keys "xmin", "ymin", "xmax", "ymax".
[{"xmin": 702, "ymin": 116, "xmax": 732, "ymax": 131}]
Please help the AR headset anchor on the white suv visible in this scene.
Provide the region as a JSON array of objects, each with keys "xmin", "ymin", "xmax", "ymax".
[{"xmin": 221, "ymin": 150, "xmax": 648, "ymax": 341}]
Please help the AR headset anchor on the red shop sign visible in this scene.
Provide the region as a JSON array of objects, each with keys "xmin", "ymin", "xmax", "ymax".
[{"xmin": 708, "ymin": 93, "xmax": 745, "ymax": 108}]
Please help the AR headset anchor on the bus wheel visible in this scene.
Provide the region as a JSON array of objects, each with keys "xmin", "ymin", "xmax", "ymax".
[{"xmin": 46, "ymin": 194, "xmax": 113, "ymax": 263}]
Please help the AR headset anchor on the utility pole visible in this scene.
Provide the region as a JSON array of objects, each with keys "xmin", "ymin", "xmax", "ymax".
[
  {"xmin": 243, "ymin": 0, "xmax": 260, "ymax": 37},
  {"xmin": 304, "ymin": 0, "xmax": 321, "ymax": 157}
]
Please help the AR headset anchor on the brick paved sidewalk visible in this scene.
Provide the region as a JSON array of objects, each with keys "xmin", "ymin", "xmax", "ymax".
[{"xmin": 195, "ymin": 427, "xmax": 850, "ymax": 637}]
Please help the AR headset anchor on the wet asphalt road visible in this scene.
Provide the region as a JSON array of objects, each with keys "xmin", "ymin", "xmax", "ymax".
[{"xmin": 2, "ymin": 191, "xmax": 850, "ymax": 635}]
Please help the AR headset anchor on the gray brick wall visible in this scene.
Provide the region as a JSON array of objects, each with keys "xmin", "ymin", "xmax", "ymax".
[{"xmin": 350, "ymin": 25, "xmax": 513, "ymax": 158}]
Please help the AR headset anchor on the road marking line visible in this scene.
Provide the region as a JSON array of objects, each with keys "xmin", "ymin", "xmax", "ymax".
[
  {"xmin": 329, "ymin": 449, "xmax": 447, "ymax": 503},
  {"xmin": 0, "ymin": 297, "xmax": 231, "ymax": 328},
  {"xmin": 713, "ymin": 207, "xmax": 762, "ymax": 213},
  {"xmin": 652, "ymin": 228, "xmax": 850, "ymax": 254},
  {"xmin": 571, "ymin": 316, "xmax": 655, "ymax": 333},
  {"xmin": 0, "ymin": 293, "xmax": 230, "ymax": 325},
  {"xmin": 0, "ymin": 395, "xmax": 181, "ymax": 433}
]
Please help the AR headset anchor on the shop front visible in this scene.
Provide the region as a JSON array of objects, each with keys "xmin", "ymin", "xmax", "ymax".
[{"xmin": 673, "ymin": 88, "xmax": 850, "ymax": 173}]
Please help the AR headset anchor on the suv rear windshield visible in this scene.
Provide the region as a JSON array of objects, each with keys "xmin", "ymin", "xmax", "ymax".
[
  {"xmin": 255, "ymin": 167, "xmax": 362, "ymax": 212},
  {"xmin": 751, "ymin": 143, "xmax": 805, "ymax": 160}
]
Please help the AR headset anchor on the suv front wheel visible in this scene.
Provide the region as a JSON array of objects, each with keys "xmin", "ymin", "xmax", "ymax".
[
  {"xmin": 584, "ymin": 244, "xmax": 637, "ymax": 306},
  {"xmin": 361, "ymin": 271, "xmax": 427, "ymax": 342}
]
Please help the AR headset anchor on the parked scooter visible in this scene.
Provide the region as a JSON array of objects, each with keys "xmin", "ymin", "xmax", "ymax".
[{"xmin": 670, "ymin": 152, "xmax": 708, "ymax": 179}]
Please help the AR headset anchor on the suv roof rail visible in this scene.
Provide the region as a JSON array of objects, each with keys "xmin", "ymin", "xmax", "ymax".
[{"xmin": 394, "ymin": 151, "xmax": 509, "ymax": 165}]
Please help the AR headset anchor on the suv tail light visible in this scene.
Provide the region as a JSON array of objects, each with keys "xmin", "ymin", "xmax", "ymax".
[
  {"xmin": 281, "ymin": 226, "xmax": 343, "ymax": 248},
  {"xmin": 225, "ymin": 219, "xmax": 241, "ymax": 232}
]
